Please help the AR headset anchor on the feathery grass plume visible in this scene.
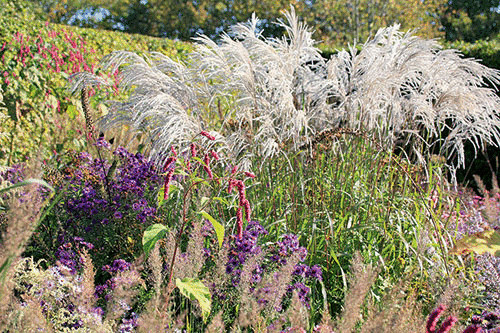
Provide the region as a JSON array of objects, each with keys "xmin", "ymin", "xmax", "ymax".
[
  {"xmin": 286, "ymin": 290, "xmax": 310, "ymax": 331},
  {"xmin": 206, "ymin": 311, "xmax": 225, "ymax": 333},
  {"xmin": 336, "ymin": 252, "xmax": 377, "ymax": 333},
  {"xmin": 0, "ymin": 167, "xmax": 45, "ymax": 327},
  {"xmin": 137, "ymin": 243, "xmax": 168, "ymax": 331},
  {"xmin": 70, "ymin": 8, "xmax": 500, "ymax": 170},
  {"xmin": 5, "ymin": 295, "xmax": 51, "ymax": 332},
  {"xmin": 104, "ymin": 257, "xmax": 144, "ymax": 322},
  {"xmin": 361, "ymin": 282, "xmax": 424, "ymax": 333},
  {"xmin": 75, "ymin": 248, "xmax": 96, "ymax": 312},
  {"xmin": 185, "ymin": 220, "xmax": 205, "ymax": 277},
  {"xmin": 326, "ymin": 26, "xmax": 500, "ymax": 167}
]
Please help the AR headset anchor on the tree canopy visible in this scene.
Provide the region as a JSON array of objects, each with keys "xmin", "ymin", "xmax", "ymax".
[{"xmin": 27, "ymin": 0, "xmax": 499, "ymax": 45}]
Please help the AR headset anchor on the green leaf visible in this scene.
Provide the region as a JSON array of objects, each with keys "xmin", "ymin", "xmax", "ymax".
[
  {"xmin": 212, "ymin": 196, "xmax": 229, "ymax": 206},
  {"xmin": 142, "ymin": 224, "xmax": 168, "ymax": 257},
  {"xmin": 176, "ymin": 278, "xmax": 211, "ymax": 322},
  {"xmin": 451, "ymin": 228, "xmax": 500, "ymax": 257},
  {"xmin": 199, "ymin": 211, "xmax": 224, "ymax": 248},
  {"xmin": 157, "ymin": 187, "xmax": 165, "ymax": 206},
  {"xmin": 0, "ymin": 178, "xmax": 54, "ymax": 194}
]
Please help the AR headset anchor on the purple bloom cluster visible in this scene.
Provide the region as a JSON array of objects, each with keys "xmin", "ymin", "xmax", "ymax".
[
  {"xmin": 118, "ymin": 312, "xmax": 138, "ymax": 332},
  {"xmin": 223, "ymin": 221, "xmax": 322, "ymax": 308},
  {"xmin": 102, "ymin": 259, "xmax": 131, "ymax": 274},
  {"xmin": 470, "ymin": 311, "xmax": 500, "ymax": 331},
  {"xmin": 226, "ymin": 220, "xmax": 268, "ymax": 284},
  {"xmin": 95, "ymin": 259, "xmax": 132, "ymax": 300},
  {"xmin": 55, "ymin": 237, "xmax": 94, "ymax": 275}
]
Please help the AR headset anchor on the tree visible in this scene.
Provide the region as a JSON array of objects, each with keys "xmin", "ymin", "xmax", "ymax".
[
  {"xmin": 441, "ymin": 0, "xmax": 500, "ymax": 41},
  {"xmin": 306, "ymin": 0, "xmax": 446, "ymax": 47}
]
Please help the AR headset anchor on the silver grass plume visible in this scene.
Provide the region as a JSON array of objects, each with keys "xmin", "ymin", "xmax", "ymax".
[{"xmin": 69, "ymin": 8, "xmax": 500, "ymax": 169}]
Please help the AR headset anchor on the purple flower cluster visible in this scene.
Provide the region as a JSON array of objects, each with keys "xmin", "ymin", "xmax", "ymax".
[
  {"xmin": 55, "ymin": 237, "xmax": 94, "ymax": 275},
  {"xmin": 95, "ymin": 259, "xmax": 132, "ymax": 300},
  {"xmin": 470, "ymin": 311, "xmax": 500, "ymax": 331},
  {"xmin": 226, "ymin": 220, "xmax": 268, "ymax": 284},
  {"xmin": 118, "ymin": 313, "xmax": 138, "ymax": 333},
  {"xmin": 223, "ymin": 221, "xmax": 322, "ymax": 307}
]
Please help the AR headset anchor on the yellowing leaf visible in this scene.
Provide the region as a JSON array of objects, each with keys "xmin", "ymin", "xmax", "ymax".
[
  {"xmin": 142, "ymin": 224, "xmax": 168, "ymax": 257},
  {"xmin": 451, "ymin": 229, "xmax": 500, "ymax": 257},
  {"xmin": 176, "ymin": 278, "xmax": 211, "ymax": 322},
  {"xmin": 199, "ymin": 210, "xmax": 224, "ymax": 248}
]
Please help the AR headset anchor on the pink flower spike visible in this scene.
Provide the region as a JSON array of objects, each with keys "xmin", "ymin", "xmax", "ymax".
[
  {"xmin": 436, "ymin": 316, "xmax": 457, "ymax": 333},
  {"xmin": 163, "ymin": 156, "xmax": 176, "ymax": 171},
  {"xmin": 171, "ymin": 146, "xmax": 177, "ymax": 157},
  {"xmin": 190, "ymin": 143, "xmax": 197, "ymax": 157},
  {"xmin": 228, "ymin": 179, "xmax": 234, "ymax": 193},
  {"xmin": 201, "ymin": 130, "xmax": 215, "ymax": 140},
  {"xmin": 242, "ymin": 199, "xmax": 251, "ymax": 221},
  {"xmin": 427, "ymin": 305, "xmax": 446, "ymax": 333},
  {"xmin": 244, "ymin": 171, "xmax": 256, "ymax": 178},
  {"xmin": 163, "ymin": 169, "xmax": 174, "ymax": 200},
  {"xmin": 231, "ymin": 165, "xmax": 239, "ymax": 175},
  {"xmin": 210, "ymin": 150, "xmax": 219, "ymax": 161},
  {"xmin": 236, "ymin": 207, "xmax": 243, "ymax": 239},
  {"xmin": 462, "ymin": 325, "xmax": 482, "ymax": 333}
]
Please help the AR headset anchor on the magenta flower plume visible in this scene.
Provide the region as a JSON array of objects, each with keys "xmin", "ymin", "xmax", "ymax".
[
  {"xmin": 163, "ymin": 156, "xmax": 176, "ymax": 171},
  {"xmin": 242, "ymin": 199, "xmax": 251, "ymax": 221},
  {"xmin": 244, "ymin": 171, "xmax": 256, "ymax": 178},
  {"xmin": 190, "ymin": 143, "xmax": 197, "ymax": 158},
  {"xmin": 203, "ymin": 153, "xmax": 213, "ymax": 179},
  {"xmin": 163, "ymin": 169, "xmax": 174, "ymax": 200},
  {"xmin": 231, "ymin": 165, "xmax": 238, "ymax": 175},
  {"xmin": 235, "ymin": 180, "xmax": 246, "ymax": 203},
  {"xmin": 200, "ymin": 130, "xmax": 215, "ymax": 140},
  {"xmin": 427, "ymin": 305, "xmax": 446, "ymax": 333},
  {"xmin": 437, "ymin": 316, "xmax": 458, "ymax": 333},
  {"xmin": 228, "ymin": 179, "xmax": 235, "ymax": 194},
  {"xmin": 210, "ymin": 150, "xmax": 219, "ymax": 161},
  {"xmin": 236, "ymin": 207, "xmax": 243, "ymax": 239},
  {"xmin": 462, "ymin": 325, "xmax": 482, "ymax": 333}
]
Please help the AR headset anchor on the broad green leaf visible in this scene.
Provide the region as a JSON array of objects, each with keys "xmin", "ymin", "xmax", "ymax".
[
  {"xmin": 0, "ymin": 178, "xmax": 54, "ymax": 194},
  {"xmin": 451, "ymin": 229, "xmax": 500, "ymax": 257},
  {"xmin": 142, "ymin": 224, "xmax": 168, "ymax": 257},
  {"xmin": 199, "ymin": 210, "xmax": 224, "ymax": 248},
  {"xmin": 176, "ymin": 278, "xmax": 211, "ymax": 322}
]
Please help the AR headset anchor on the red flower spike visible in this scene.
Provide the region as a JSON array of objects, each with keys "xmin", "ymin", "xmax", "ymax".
[
  {"xmin": 163, "ymin": 156, "xmax": 176, "ymax": 171},
  {"xmin": 436, "ymin": 316, "xmax": 457, "ymax": 333},
  {"xmin": 231, "ymin": 165, "xmax": 239, "ymax": 175},
  {"xmin": 427, "ymin": 305, "xmax": 446, "ymax": 333},
  {"xmin": 190, "ymin": 143, "xmax": 197, "ymax": 158},
  {"xmin": 201, "ymin": 130, "xmax": 215, "ymax": 140},
  {"xmin": 163, "ymin": 169, "xmax": 174, "ymax": 200},
  {"xmin": 228, "ymin": 179, "xmax": 234, "ymax": 193},
  {"xmin": 171, "ymin": 146, "xmax": 177, "ymax": 157},
  {"xmin": 242, "ymin": 199, "xmax": 251, "ymax": 221},
  {"xmin": 236, "ymin": 207, "xmax": 243, "ymax": 239},
  {"xmin": 462, "ymin": 325, "xmax": 482, "ymax": 333},
  {"xmin": 244, "ymin": 171, "xmax": 256, "ymax": 178},
  {"xmin": 210, "ymin": 150, "xmax": 219, "ymax": 161}
]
